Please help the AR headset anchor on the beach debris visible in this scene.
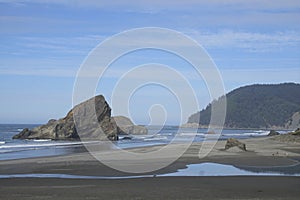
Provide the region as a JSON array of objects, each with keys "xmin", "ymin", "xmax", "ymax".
[
  {"xmin": 272, "ymin": 152, "xmax": 280, "ymax": 156},
  {"xmin": 225, "ymin": 138, "xmax": 247, "ymax": 151}
]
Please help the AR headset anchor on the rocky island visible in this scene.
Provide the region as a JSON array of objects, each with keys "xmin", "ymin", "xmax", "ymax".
[{"xmin": 13, "ymin": 95, "xmax": 147, "ymax": 141}]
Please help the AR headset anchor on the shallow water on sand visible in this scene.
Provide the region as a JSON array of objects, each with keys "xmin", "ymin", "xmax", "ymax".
[
  {"xmin": 162, "ymin": 162, "xmax": 300, "ymax": 177},
  {"xmin": 0, "ymin": 162, "xmax": 299, "ymax": 179}
]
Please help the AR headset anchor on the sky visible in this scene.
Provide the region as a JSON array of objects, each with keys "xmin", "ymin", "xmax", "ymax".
[{"xmin": 0, "ymin": 0, "xmax": 299, "ymax": 125}]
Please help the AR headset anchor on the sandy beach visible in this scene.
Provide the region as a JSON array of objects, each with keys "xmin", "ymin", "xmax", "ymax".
[
  {"xmin": 1, "ymin": 177, "xmax": 299, "ymax": 200},
  {"xmin": 0, "ymin": 136, "xmax": 300, "ymax": 199}
]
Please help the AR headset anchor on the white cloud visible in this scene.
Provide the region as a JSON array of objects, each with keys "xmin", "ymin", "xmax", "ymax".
[
  {"xmin": 188, "ymin": 30, "xmax": 300, "ymax": 52},
  {"xmin": 0, "ymin": 67, "xmax": 77, "ymax": 77},
  {"xmin": 1, "ymin": 29, "xmax": 299, "ymax": 78},
  {"xmin": 1, "ymin": 0, "xmax": 300, "ymax": 10},
  {"xmin": 221, "ymin": 68, "xmax": 300, "ymax": 92},
  {"xmin": 9, "ymin": 30, "xmax": 300, "ymax": 55},
  {"xmin": 16, "ymin": 35, "xmax": 106, "ymax": 55}
]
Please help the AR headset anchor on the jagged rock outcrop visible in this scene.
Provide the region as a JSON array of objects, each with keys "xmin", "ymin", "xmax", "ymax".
[
  {"xmin": 289, "ymin": 128, "xmax": 300, "ymax": 136},
  {"xmin": 285, "ymin": 112, "xmax": 300, "ymax": 130},
  {"xmin": 225, "ymin": 138, "xmax": 247, "ymax": 151},
  {"xmin": 13, "ymin": 95, "xmax": 119, "ymax": 141},
  {"xmin": 272, "ymin": 128, "xmax": 300, "ymax": 143},
  {"xmin": 112, "ymin": 116, "xmax": 148, "ymax": 135}
]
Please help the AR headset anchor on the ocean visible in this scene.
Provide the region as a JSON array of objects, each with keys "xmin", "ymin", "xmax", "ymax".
[{"xmin": 0, "ymin": 124, "xmax": 287, "ymax": 161}]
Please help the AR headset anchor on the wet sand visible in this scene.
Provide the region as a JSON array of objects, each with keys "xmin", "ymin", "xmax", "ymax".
[
  {"xmin": 1, "ymin": 177, "xmax": 300, "ymax": 200},
  {"xmin": 0, "ymin": 136, "xmax": 300, "ymax": 199}
]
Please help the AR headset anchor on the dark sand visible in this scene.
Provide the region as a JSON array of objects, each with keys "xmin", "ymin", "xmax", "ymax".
[
  {"xmin": 0, "ymin": 136, "xmax": 300, "ymax": 200},
  {"xmin": 1, "ymin": 177, "xmax": 299, "ymax": 200}
]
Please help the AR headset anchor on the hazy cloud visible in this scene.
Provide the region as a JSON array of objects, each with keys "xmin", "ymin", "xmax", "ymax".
[
  {"xmin": 189, "ymin": 30, "xmax": 300, "ymax": 52},
  {"xmin": 1, "ymin": 0, "xmax": 300, "ymax": 10}
]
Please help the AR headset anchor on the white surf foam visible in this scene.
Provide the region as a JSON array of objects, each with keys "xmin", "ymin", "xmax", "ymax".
[
  {"xmin": 32, "ymin": 139, "xmax": 52, "ymax": 142},
  {"xmin": 178, "ymin": 133, "xmax": 205, "ymax": 137},
  {"xmin": 223, "ymin": 130, "xmax": 269, "ymax": 137},
  {"xmin": 0, "ymin": 141, "xmax": 98, "ymax": 149},
  {"xmin": 144, "ymin": 136, "xmax": 168, "ymax": 141}
]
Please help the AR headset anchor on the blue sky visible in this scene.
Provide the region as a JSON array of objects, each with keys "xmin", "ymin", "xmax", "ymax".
[{"xmin": 0, "ymin": 0, "xmax": 299, "ymax": 124}]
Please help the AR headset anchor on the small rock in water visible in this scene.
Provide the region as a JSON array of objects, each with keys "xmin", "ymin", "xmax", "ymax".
[
  {"xmin": 121, "ymin": 136, "xmax": 133, "ymax": 140},
  {"xmin": 268, "ymin": 130, "xmax": 280, "ymax": 136}
]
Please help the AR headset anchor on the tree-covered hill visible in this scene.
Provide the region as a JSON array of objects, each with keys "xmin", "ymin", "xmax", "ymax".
[{"xmin": 188, "ymin": 83, "xmax": 300, "ymax": 129}]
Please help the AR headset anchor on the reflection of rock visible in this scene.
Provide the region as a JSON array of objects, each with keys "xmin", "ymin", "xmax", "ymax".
[
  {"xmin": 112, "ymin": 116, "xmax": 148, "ymax": 135},
  {"xmin": 225, "ymin": 138, "xmax": 247, "ymax": 151},
  {"xmin": 268, "ymin": 130, "xmax": 280, "ymax": 136},
  {"xmin": 13, "ymin": 95, "xmax": 119, "ymax": 141}
]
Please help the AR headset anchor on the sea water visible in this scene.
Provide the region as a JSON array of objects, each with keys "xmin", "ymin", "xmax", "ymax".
[
  {"xmin": 1, "ymin": 124, "xmax": 299, "ymax": 178},
  {"xmin": 0, "ymin": 124, "xmax": 287, "ymax": 161}
]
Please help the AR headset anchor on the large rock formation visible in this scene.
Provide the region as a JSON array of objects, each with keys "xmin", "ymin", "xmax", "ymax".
[
  {"xmin": 13, "ymin": 95, "xmax": 119, "ymax": 141},
  {"xmin": 112, "ymin": 116, "xmax": 148, "ymax": 135},
  {"xmin": 285, "ymin": 112, "xmax": 300, "ymax": 130}
]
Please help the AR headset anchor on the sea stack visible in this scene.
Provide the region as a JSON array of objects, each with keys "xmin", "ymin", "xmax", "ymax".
[
  {"xmin": 13, "ymin": 95, "xmax": 119, "ymax": 141},
  {"xmin": 112, "ymin": 116, "xmax": 148, "ymax": 135}
]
